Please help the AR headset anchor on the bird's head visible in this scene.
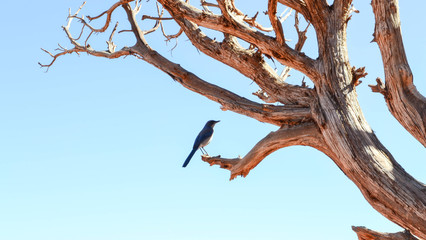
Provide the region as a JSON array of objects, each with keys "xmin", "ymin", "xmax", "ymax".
[{"xmin": 206, "ymin": 120, "xmax": 220, "ymax": 127}]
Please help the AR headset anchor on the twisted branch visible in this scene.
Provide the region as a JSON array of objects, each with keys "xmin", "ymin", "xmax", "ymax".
[
  {"xmin": 157, "ymin": 0, "xmax": 319, "ymax": 81},
  {"xmin": 371, "ymin": 0, "xmax": 426, "ymax": 147},
  {"xmin": 203, "ymin": 122, "xmax": 328, "ymax": 180},
  {"xmin": 170, "ymin": 14, "xmax": 313, "ymax": 106},
  {"xmin": 352, "ymin": 226, "xmax": 418, "ymax": 240},
  {"xmin": 39, "ymin": 1, "xmax": 135, "ymax": 70},
  {"xmin": 120, "ymin": 3, "xmax": 312, "ymax": 126}
]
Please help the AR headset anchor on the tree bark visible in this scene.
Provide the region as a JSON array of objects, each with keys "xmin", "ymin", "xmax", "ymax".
[
  {"xmin": 370, "ymin": 0, "xmax": 426, "ymax": 147},
  {"xmin": 353, "ymin": 226, "xmax": 419, "ymax": 240},
  {"xmin": 310, "ymin": 7, "xmax": 426, "ymax": 239},
  {"xmin": 39, "ymin": 0, "xmax": 426, "ymax": 238}
]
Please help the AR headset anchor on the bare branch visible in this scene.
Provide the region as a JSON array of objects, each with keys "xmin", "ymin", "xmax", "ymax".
[
  {"xmin": 141, "ymin": 3, "xmax": 182, "ymax": 41},
  {"xmin": 279, "ymin": 7, "xmax": 293, "ymax": 23},
  {"xmin": 160, "ymin": 22, "xmax": 184, "ymax": 41},
  {"xmin": 140, "ymin": 19, "xmax": 162, "ymax": 35},
  {"xmin": 243, "ymin": 12, "xmax": 273, "ymax": 32},
  {"xmin": 171, "ymin": 15, "xmax": 313, "ymax": 106},
  {"xmin": 268, "ymin": 0, "xmax": 285, "ymax": 44},
  {"xmin": 368, "ymin": 77, "xmax": 387, "ymax": 96},
  {"xmin": 80, "ymin": 0, "xmax": 134, "ymax": 33},
  {"xmin": 139, "ymin": 3, "xmax": 165, "ymax": 35},
  {"xmin": 279, "ymin": 0, "xmax": 328, "ymax": 30},
  {"xmin": 216, "ymin": 0, "xmax": 244, "ymax": 17},
  {"xmin": 351, "ymin": 66, "xmax": 368, "ymax": 86},
  {"xmin": 39, "ymin": 1, "xmax": 136, "ymax": 70},
  {"xmin": 201, "ymin": 0, "xmax": 219, "ymax": 13},
  {"xmin": 39, "ymin": 45, "xmax": 134, "ymax": 70},
  {"xmin": 39, "ymin": 48, "xmax": 79, "ymax": 70},
  {"xmin": 277, "ymin": 12, "xmax": 310, "ymax": 82},
  {"xmin": 142, "ymin": 16, "xmax": 173, "ymax": 21},
  {"xmin": 294, "ymin": 12, "xmax": 310, "ymax": 51},
  {"xmin": 372, "ymin": 0, "xmax": 426, "ymax": 147},
  {"xmin": 158, "ymin": 0, "xmax": 319, "ymax": 81},
  {"xmin": 203, "ymin": 122, "xmax": 328, "ymax": 180},
  {"xmin": 352, "ymin": 226, "xmax": 418, "ymax": 240},
  {"xmin": 278, "ymin": 0, "xmax": 311, "ymax": 22},
  {"xmin": 120, "ymin": 3, "xmax": 311, "ymax": 125},
  {"xmin": 106, "ymin": 21, "xmax": 119, "ymax": 53}
]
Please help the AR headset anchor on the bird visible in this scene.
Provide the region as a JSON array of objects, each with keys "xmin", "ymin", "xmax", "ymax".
[{"xmin": 182, "ymin": 120, "xmax": 220, "ymax": 168}]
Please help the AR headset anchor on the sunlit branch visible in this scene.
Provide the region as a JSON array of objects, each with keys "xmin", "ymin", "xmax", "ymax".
[
  {"xmin": 203, "ymin": 122, "xmax": 328, "ymax": 180},
  {"xmin": 158, "ymin": 0, "xmax": 319, "ymax": 80}
]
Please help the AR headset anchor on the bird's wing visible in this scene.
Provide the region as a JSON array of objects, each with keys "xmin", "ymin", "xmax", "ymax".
[{"xmin": 193, "ymin": 127, "xmax": 213, "ymax": 149}]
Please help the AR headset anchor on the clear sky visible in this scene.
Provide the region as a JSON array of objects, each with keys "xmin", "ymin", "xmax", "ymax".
[{"xmin": 0, "ymin": 1, "xmax": 425, "ymax": 240}]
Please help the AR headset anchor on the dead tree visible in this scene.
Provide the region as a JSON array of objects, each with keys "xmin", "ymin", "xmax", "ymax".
[{"xmin": 40, "ymin": 0, "xmax": 426, "ymax": 239}]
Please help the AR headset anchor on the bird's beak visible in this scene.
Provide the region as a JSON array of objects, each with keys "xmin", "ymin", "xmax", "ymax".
[{"xmin": 215, "ymin": 120, "xmax": 220, "ymax": 123}]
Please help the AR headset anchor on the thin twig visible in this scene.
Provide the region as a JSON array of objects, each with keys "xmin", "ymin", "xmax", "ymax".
[{"xmin": 244, "ymin": 12, "xmax": 273, "ymax": 32}]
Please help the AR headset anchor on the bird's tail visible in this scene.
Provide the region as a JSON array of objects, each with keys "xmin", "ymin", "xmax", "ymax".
[{"xmin": 182, "ymin": 148, "xmax": 197, "ymax": 168}]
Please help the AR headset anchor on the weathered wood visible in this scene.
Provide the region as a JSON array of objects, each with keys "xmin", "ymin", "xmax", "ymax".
[
  {"xmin": 353, "ymin": 226, "xmax": 419, "ymax": 240},
  {"xmin": 371, "ymin": 0, "xmax": 426, "ymax": 147},
  {"xmin": 203, "ymin": 122, "xmax": 330, "ymax": 180},
  {"xmin": 40, "ymin": 0, "xmax": 426, "ymax": 238},
  {"xmin": 311, "ymin": 5, "xmax": 426, "ymax": 238}
]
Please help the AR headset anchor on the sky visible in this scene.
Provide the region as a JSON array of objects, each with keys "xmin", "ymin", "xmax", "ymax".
[{"xmin": 0, "ymin": 1, "xmax": 425, "ymax": 240}]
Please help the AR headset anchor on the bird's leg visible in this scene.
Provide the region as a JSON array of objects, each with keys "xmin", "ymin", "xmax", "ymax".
[{"xmin": 201, "ymin": 147, "xmax": 209, "ymax": 156}]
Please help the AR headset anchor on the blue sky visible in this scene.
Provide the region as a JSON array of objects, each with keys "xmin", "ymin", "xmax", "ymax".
[{"xmin": 0, "ymin": 1, "xmax": 425, "ymax": 240}]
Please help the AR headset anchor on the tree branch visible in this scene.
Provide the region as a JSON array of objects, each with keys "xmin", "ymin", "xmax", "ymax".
[
  {"xmin": 201, "ymin": 0, "xmax": 219, "ymax": 13},
  {"xmin": 169, "ymin": 15, "xmax": 313, "ymax": 106},
  {"xmin": 39, "ymin": 2, "xmax": 134, "ymax": 70},
  {"xmin": 157, "ymin": 0, "xmax": 319, "ymax": 81},
  {"xmin": 369, "ymin": 77, "xmax": 387, "ymax": 95},
  {"xmin": 41, "ymin": 1, "xmax": 312, "ymax": 126},
  {"xmin": 351, "ymin": 66, "xmax": 368, "ymax": 86},
  {"xmin": 119, "ymin": 3, "xmax": 312, "ymax": 126},
  {"xmin": 301, "ymin": 0, "xmax": 329, "ymax": 28},
  {"xmin": 371, "ymin": 0, "xmax": 426, "ymax": 147},
  {"xmin": 268, "ymin": 0, "xmax": 285, "ymax": 45},
  {"xmin": 352, "ymin": 226, "xmax": 418, "ymax": 240},
  {"xmin": 243, "ymin": 12, "xmax": 274, "ymax": 32},
  {"xmin": 75, "ymin": 0, "xmax": 134, "ymax": 33},
  {"xmin": 277, "ymin": 0, "xmax": 311, "ymax": 22},
  {"xmin": 203, "ymin": 122, "xmax": 329, "ymax": 180}
]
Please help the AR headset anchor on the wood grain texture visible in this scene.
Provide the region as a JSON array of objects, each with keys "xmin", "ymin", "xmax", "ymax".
[{"xmin": 371, "ymin": 0, "xmax": 426, "ymax": 147}]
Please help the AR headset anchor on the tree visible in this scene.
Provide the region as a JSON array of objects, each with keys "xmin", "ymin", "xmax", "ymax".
[{"xmin": 40, "ymin": 0, "xmax": 426, "ymax": 239}]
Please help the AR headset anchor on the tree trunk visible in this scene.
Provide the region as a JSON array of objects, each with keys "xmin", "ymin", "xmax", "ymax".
[{"xmin": 312, "ymin": 17, "xmax": 426, "ymax": 239}]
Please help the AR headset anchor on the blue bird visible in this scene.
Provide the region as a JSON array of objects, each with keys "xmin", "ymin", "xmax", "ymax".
[{"xmin": 182, "ymin": 120, "xmax": 220, "ymax": 168}]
